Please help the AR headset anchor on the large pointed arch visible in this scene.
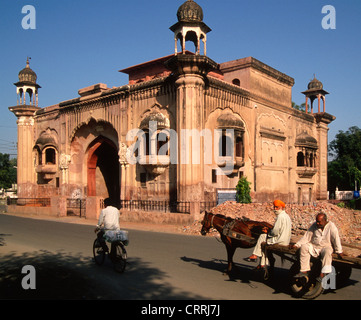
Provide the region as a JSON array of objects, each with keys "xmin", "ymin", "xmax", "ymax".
[{"xmin": 87, "ymin": 136, "xmax": 120, "ymax": 206}]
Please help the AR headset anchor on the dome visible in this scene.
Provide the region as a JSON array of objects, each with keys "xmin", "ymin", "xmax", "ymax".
[
  {"xmin": 307, "ymin": 76, "xmax": 323, "ymax": 90},
  {"xmin": 217, "ymin": 113, "xmax": 244, "ymax": 129},
  {"xmin": 295, "ymin": 132, "xmax": 318, "ymax": 148},
  {"xmin": 177, "ymin": 0, "xmax": 204, "ymax": 22},
  {"xmin": 18, "ymin": 57, "xmax": 37, "ymax": 84},
  {"xmin": 140, "ymin": 112, "xmax": 170, "ymax": 129}
]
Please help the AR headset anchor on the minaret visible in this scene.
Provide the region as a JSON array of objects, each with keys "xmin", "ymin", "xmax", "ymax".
[
  {"xmin": 9, "ymin": 58, "xmax": 41, "ymax": 197},
  {"xmin": 302, "ymin": 76, "xmax": 335, "ymax": 200},
  {"xmin": 166, "ymin": 1, "xmax": 218, "ymax": 211}
]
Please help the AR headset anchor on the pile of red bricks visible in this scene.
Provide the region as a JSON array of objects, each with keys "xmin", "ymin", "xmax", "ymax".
[{"xmin": 211, "ymin": 201, "xmax": 361, "ymax": 244}]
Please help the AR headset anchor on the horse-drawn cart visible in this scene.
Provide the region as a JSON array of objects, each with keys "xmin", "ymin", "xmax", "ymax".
[
  {"xmin": 261, "ymin": 241, "xmax": 361, "ymax": 299},
  {"xmin": 201, "ymin": 211, "xmax": 361, "ymax": 300}
]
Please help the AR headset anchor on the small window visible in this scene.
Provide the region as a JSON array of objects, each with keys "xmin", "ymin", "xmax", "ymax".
[
  {"xmin": 212, "ymin": 169, "xmax": 217, "ymax": 184},
  {"xmin": 157, "ymin": 132, "xmax": 169, "ymax": 156},
  {"xmin": 309, "ymin": 153, "xmax": 314, "ymax": 168},
  {"xmin": 140, "ymin": 172, "xmax": 147, "ymax": 188},
  {"xmin": 236, "ymin": 136, "xmax": 243, "ymax": 157},
  {"xmin": 144, "ymin": 131, "xmax": 150, "ymax": 156},
  {"xmin": 219, "ymin": 132, "xmax": 233, "ymax": 157},
  {"xmin": 232, "ymin": 79, "xmax": 241, "ymax": 86},
  {"xmin": 45, "ymin": 148, "xmax": 56, "ymax": 164},
  {"xmin": 297, "ymin": 152, "xmax": 304, "ymax": 167}
]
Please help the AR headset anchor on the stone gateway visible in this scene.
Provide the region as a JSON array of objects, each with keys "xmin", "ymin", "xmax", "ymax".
[{"xmin": 9, "ymin": 1, "xmax": 335, "ymax": 220}]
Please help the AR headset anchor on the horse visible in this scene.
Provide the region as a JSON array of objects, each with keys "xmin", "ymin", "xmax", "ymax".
[{"xmin": 200, "ymin": 211, "xmax": 273, "ymax": 274}]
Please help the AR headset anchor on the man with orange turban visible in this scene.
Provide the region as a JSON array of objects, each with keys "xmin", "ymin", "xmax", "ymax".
[{"xmin": 245, "ymin": 200, "xmax": 292, "ymax": 266}]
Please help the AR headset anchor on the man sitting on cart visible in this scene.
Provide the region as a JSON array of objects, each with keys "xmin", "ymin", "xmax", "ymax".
[
  {"xmin": 245, "ymin": 199, "xmax": 292, "ymax": 268},
  {"xmin": 292, "ymin": 212, "xmax": 343, "ymax": 280},
  {"xmin": 94, "ymin": 198, "xmax": 120, "ymax": 257}
]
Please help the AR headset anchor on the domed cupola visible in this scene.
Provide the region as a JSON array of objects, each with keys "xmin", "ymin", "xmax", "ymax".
[
  {"xmin": 170, "ymin": 0, "xmax": 211, "ymax": 55},
  {"xmin": 18, "ymin": 57, "xmax": 38, "ymax": 84},
  {"xmin": 307, "ymin": 76, "xmax": 323, "ymax": 90},
  {"xmin": 302, "ymin": 75, "xmax": 328, "ymax": 115},
  {"xmin": 177, "ymin": 0, "xmax": 204, "ymax": 22},
  {"xmin": 13, "ymin": 57, "xmax": 41, "ymax": 106}
]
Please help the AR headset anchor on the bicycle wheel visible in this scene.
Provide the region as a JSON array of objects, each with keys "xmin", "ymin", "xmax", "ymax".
[
  {"xmin": 113, "ymin": 242, "xmax": 127, "ymax": 273},
  {"xmin": 93, "ymin": 238, "xmax": 106, "ymax": 266}
]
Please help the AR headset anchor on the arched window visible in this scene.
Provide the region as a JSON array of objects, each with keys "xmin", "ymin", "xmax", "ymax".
[
  {"xmin": 219, "ymin": 131, "xmax": 233, "ymax": 157},
  {"xmin": 297, "ymin": 152, "xmax": 304, "ymax": 167},
  {"xmin": 236, "ymin": 135, "xmax": 243, "ymax": 158},
  {"xmin": 232, "ymin": 79, "xmax": 240, "ymax": 86},
  {"xmin": 45, "ymin": 148, "xmax": 56, "ymax": 164},
  {"xmin": 157, "ymin": 131, "xmax": 169, "ymax": 156}
]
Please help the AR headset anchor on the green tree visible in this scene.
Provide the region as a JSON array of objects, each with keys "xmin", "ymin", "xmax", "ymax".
[
  {"xmin": 328, "ymin": 126, "xmax": 361, "ymax": 192},
  {"xmin": 236, "ymin": 176, "xmax": 252, "ymax": 203},
  {"xmin": 0, "ymin": 153, "xmax": 17, "ymax": 189},
  {"xmin": 292, "ymin": 102, "xmax": 306, "ymax": 112}
]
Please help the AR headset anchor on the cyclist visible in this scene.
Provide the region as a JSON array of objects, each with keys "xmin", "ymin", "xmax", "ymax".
[{"xmin": 94, "ymin": 198, "xmax": 120, "ymax": 258}]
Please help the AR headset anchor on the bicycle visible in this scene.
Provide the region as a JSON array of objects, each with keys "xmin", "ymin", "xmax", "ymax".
[{"xmin": 93, "ymin": 229, "xmax": 128, "ymax": 273}]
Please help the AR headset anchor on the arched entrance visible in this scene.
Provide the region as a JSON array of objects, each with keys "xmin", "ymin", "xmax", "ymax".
[{"xmin": 87, "ymin": 136, "xmax": 120, "ymax": 207}]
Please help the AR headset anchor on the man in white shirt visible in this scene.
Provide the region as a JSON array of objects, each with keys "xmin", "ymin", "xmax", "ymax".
[
  {"xmin": 293, "ymin": 213, "xmax": 343, "ymax": 279},
  {"xmin": 245, "ymin": 199, "xmax": 292, "ymax": 267},
  {"xmin": 95, "ymin": 198, "xmax": 120, "ymax": 254}
]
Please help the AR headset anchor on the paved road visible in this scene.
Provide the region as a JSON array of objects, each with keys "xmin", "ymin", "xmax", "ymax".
[{"xmin": 1, "ymin": 214, "xmax": 360, "ymax": 301}]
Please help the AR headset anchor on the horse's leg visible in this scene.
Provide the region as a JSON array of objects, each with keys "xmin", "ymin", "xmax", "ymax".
[{"xmin": 225, "ymin": 243, "xmax": 236, "ymax": 274}]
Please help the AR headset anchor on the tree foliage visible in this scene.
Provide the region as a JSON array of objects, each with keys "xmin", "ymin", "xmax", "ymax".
[
  {"xmin": 292, "ymin": 102, "xmax": 306, "ymax": 112},
  {"xmin": 0, "ymin": 153, "xmax": 17, "ymax": 189},
  {"xmin": 328, "ymin": 126, "xmax": 361, "ymax": 191},
  {"xmin": 236, "ymin": 176, "xmax": 252, "ymax": 204}
]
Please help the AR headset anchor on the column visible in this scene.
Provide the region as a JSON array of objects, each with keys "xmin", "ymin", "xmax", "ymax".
[{"xmin": 175, "ymin": 74, "xmax": 205, "ymax": 202}]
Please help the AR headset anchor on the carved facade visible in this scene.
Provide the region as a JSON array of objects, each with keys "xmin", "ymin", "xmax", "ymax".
[{"xmin": 9, "ymin": 0, "xmax": 335, "ymax": 218}]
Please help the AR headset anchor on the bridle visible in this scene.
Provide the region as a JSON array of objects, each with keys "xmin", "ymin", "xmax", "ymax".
[{"xmin": 202, "ymin": 212, "xmax": 219, "ymax": 232}]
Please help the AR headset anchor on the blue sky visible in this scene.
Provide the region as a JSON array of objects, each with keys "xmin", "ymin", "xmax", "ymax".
[{"xmin": 0, "ymin": 0, "xmax": 360, "ymax": 157}]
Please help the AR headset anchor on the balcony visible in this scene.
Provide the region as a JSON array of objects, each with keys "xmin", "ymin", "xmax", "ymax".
[
  {"xmin": 296, "ymin": 167, "xmax": 317, "ymax": 179},
  {"xmin": 36, "ymin": 164, "xmax": 57, "ymax": 180},
  {"xmin": 139, "ymin": 155, "xmax": 170, "ymax": 176}
]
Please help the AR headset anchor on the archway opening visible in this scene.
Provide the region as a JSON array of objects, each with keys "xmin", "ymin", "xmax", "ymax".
[{"xmin": 87, "ymin": 137, "xmax": 120, "ymax": 207}]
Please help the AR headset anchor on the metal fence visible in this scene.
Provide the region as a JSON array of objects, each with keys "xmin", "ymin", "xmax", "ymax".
[
  {"xmin": 119, "ymin": 200, "xmax": 217, "ymax": 214},
  {"xmin": 6, "ymin": 197, "xmax": 217, "ymax": 216},
  {"xmin": 66, "ymin": 198, "xmax": 86, "ymax": 218}
]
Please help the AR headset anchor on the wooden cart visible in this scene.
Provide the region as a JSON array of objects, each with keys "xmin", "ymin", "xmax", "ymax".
[{"xmin": 260, "ymin": 241, "xmax": 361, "ymax": 299}]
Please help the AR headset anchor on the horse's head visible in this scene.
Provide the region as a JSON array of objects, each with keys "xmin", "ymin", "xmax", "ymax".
[{"xmin": 200, "ymin": 211, "xmax": 212, "ymax": 236}]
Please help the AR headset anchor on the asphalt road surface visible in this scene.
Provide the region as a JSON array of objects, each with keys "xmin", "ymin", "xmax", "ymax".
[{"xmin": 1, "ymin": 214, "xmax": 361, "ymax": 301}]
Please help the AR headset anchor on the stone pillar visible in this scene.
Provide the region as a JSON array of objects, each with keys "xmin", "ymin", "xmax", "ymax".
[
  {"xmin": 86, "ymin": 196, "xmax": 103, "ymax": 221},
  {"xmin": 165, "ymin": 55, "xmax": 218, "ymax": 218},
  {"xmin": 51, "ymin": 196, "xmax": 67, "ymax": 217},
  {"xmin": 175, "ymin": 74, "xmax": 205, "ymax": 202},
  {"xmin": 315, "ymin": 113, "xmax": 336, "ymax": 200},
  {"xmin": 8, "ymin": 106, "xmax": 40, "ymax": 197}
]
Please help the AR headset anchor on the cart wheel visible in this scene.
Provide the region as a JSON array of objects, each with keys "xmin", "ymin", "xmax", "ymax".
[{"xmin": 289, "ymin": 260, "xmax": 324, "ymax": 300}]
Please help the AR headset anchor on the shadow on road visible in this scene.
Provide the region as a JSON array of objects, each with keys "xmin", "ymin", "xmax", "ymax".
[
  {"xmin": 0, "ymin": 233, "xmax": 12, "ymax": 247},
  {"xmin": 0, "ymin": 250, "xmax": 206, "ymax": 300},
  {"xmin": 181, "ymin": 256, "xmax": 293, "ymax": 296}
]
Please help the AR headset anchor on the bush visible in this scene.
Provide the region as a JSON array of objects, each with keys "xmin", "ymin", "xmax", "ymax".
[
  {"xmin": 336, "ymin": 202, "xmax": 345, "ymax": 208},
  {"xmin": 236, "ymin": 176, "xmax": 252, "ymax": 204}
]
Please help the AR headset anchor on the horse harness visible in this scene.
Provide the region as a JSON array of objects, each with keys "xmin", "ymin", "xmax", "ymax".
[{"xmin": 221, "ymin": 219, "xmax": 258, "ymax": 245}]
